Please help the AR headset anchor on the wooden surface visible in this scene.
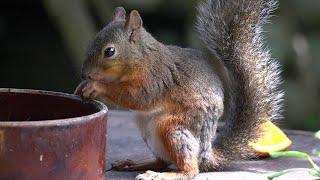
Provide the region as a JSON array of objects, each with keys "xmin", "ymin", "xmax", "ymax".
[{"xmin": 105, "ymin": 110, "xmax": 320, "ymax": 180}]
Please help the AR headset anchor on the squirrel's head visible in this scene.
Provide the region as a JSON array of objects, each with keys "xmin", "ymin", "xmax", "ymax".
[{"xmin": 82, "ymin": 7, "xmax": 151, "ymax": 83}]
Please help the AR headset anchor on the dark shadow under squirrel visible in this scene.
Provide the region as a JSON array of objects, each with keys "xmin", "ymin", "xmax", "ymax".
[{"xmin": 74, "ymin": 0, "xmax": 283, "ymax": 179}]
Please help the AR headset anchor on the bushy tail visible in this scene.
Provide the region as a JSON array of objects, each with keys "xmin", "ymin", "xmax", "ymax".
[{"xmin": 196, "ymin": 0, "xmax": 284, "ymax": 166}]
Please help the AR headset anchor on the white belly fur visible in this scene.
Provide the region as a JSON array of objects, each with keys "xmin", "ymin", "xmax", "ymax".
[{"xmin": 135, "ymin": 111, "xmax": 172, "ymax": 163}]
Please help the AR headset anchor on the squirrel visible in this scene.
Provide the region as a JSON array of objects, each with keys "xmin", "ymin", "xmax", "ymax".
[{"xmin": 75, "ymin": 0, "xmax": 283, "ymax": 179}]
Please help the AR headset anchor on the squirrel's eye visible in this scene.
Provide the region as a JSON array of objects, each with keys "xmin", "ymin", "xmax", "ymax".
[{"xmin": 104, "ymin": 47, "xmax": 116, "ymax": 58}]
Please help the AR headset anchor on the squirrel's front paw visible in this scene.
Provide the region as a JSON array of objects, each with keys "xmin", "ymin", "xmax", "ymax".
[
  {"xmin": 81, "ymin": 81, "xmax": 106, "ymax": 99},
  {"xmin": 111, "ymin": 159, "xmax": 136, "ymax": 171},
  {"xmin": 74, "ymin": 80, "xmax": 89, "ymax": 96}
]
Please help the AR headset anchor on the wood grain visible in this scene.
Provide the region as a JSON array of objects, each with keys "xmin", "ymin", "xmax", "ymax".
[{"xmin": 106, "ymin": 110, "xmax": 320, "ymax": 180}]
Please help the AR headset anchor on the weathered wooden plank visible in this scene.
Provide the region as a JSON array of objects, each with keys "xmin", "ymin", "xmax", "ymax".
[{"xmin": 105, "ymin": 110, "xmax": 320, "ymax": 179}]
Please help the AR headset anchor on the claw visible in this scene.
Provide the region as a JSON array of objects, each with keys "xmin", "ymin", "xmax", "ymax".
[
  {"xmin": 136, "ymin": 171, "xmax": 160, "ymax": 180},
  {"xmin": 111, "ymin": 159, "xmax": 136, "ymax": 171},
  {"xmin": 81, "ymin": 81, "xmax": 105, "ymax": 99}
]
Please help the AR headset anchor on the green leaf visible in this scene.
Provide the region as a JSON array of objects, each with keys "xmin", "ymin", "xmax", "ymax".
[
  {"xmin": 308, "ymin": 168, "xmax": 320, "ymax": 176},
  {"xmin": 268, "ymin": 168, "xmax": 320, "ymax": 179},
  {"xmin": 315, "ymin": 130, "xmax": 320, "ymax": 140},
  {"xmin": 268, "ymin": 132, "xmax": 320, "ymax": 179},
  {"xmin": 269, "ymin": 151, "xmax": 309, "ymax": 158},
  {"xmin": 313, "ymin": 149, "xmax": 320, "ymax": 157},
  {"xmin": 269, "ymin": 151, "xmax": 320, "ymax": 171},
  {"xmin": 268, "ymin": 170, "xmax": 287, "ymax": 180}
]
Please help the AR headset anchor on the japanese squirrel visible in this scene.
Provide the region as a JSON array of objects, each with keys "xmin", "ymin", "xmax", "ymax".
[{"xmin": 75, "ymin": 0, "xmax": 283, "ymax": 179}]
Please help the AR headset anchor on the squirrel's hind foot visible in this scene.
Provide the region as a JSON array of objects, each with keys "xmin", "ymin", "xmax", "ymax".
[{"xmin": 136, "ymin": 170, "xmax": 195, "ymax": 180}]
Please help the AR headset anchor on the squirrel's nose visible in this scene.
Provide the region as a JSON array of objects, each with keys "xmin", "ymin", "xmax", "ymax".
[{"xmin": 82, "ymin": 73, "xmax": 94, "ymax": 80}]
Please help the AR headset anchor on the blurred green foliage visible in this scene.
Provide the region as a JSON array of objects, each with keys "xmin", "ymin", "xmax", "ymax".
[{"xmin": 0, "ymin": 0, "xmax": 319, "ymax": 130}]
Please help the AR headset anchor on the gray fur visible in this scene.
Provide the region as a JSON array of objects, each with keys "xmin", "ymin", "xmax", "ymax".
[
  {"xmin": 196, "ymin": 0, "xmax": 283, "ymax": 164},
  {"xmin": 198, "ymin": 118, "xmax": 218, "ymax": 171},
  {"xmin": 171, "ymin": 129, "xmax": 200, "ymax": 161}
]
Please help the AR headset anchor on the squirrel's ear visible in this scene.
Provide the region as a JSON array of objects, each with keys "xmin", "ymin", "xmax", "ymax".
[
  {"xmin": 113, "ymin": 7, "xmax": 126, "ymax": 21},
  {"xmin": 125, "ymin": 10, "xmax": 143, "ymax": 43}
]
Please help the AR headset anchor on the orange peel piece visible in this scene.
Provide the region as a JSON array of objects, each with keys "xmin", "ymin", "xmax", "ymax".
[{"xmin": 249, "ymin": 120, "xmax": 292, "ymax": 156}]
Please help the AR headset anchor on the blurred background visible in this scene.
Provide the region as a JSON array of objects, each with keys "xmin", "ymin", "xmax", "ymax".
[{"xmin": 0, "ymin": 0, "xmax": 319, "ymax": 130}]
